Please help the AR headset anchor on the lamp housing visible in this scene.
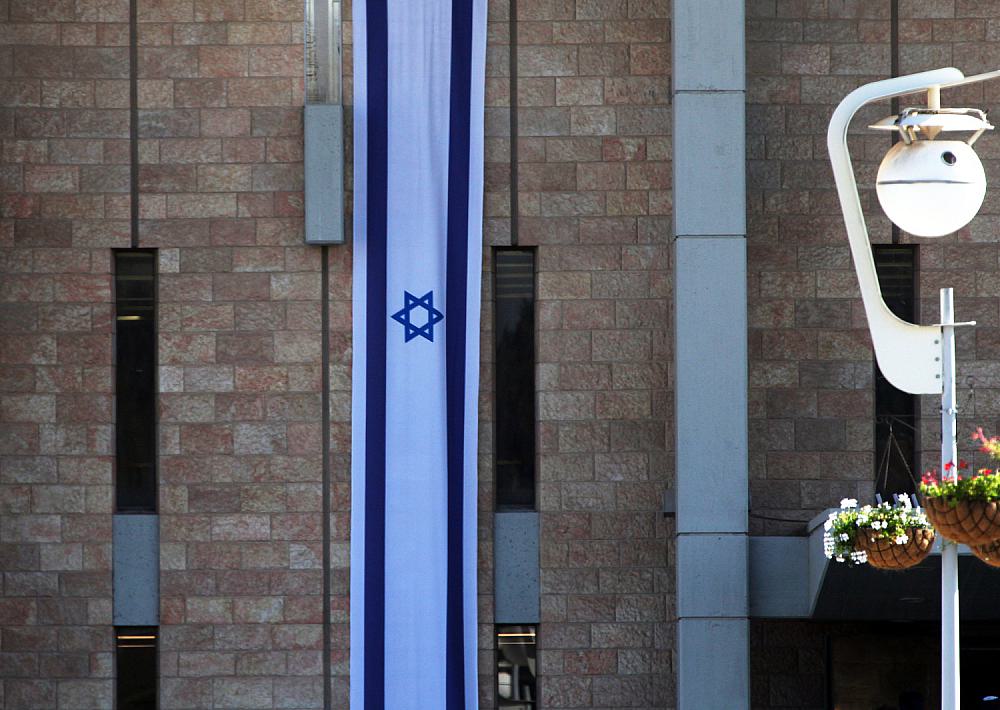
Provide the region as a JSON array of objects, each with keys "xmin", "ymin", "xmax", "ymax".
[
  {"xmin": 871, "ymin": 107, "xmax": 992, "ymax": 238},
  {"xmin": 875, "ymin": 139, "xmax": 986, "ymax": 238}
]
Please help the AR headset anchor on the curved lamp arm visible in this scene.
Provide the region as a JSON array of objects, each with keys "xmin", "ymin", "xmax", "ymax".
[{"xmin": 827, "ymin": 68, "xmax": 965, "ymax": 395}]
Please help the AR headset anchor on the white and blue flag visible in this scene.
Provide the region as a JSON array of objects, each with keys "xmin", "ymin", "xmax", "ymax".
[{"xmin": 350, "ymin": 0, "xmax": 486, "ymax": 707}]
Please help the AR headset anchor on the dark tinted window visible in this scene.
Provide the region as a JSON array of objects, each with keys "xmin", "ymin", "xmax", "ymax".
[
  {"xmin": 494, "ymin": 249, "xmax": 536, "ymax": 510},
  {"xmin": 873, "ymin": 245, "xmax": 918, "ymax": 498},
  {"xmin": 116, "ymin": 627, "xmax": 157, "ymax": 709},
  {"xmin": 497, "ymin": 625, "xmax": 536, "ymax": 708},
  {"xmin": 115, "ymin": 251, "xmax": 157, "ymax": 512}
]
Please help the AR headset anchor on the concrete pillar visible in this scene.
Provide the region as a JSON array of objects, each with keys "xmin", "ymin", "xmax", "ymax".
[{"xmin": 672, "ymin": 1, "xmax": 749, "ymax": 707}]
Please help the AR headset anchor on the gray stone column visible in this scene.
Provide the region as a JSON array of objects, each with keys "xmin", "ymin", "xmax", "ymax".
[{"xmin": 672, "ymin": 0, "xmax": 749, "ymax": 707}]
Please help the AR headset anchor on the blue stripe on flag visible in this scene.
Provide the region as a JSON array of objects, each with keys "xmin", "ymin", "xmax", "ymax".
[
  {"xmin": 364, "ymin": 0, "xmax": 388, "ymax": 706},
  {"xmin": 445, "ymin": 0, "xmax": 474, "ymax": 707}
]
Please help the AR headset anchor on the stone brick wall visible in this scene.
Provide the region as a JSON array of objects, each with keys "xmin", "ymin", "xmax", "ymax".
[
  {"xmin": 486, "ymin": 0, "xmax": 675, "ymax": 706},
  {"xmin": 1, "ymin": 0, "xmax": 129, "ymax": 706},
  {"xmin": 746, "ymin": 1, "xmax": 896, "ymax": 536},
  {"xmin": 132, "ymin": 1, "xmax": 329, "ymax": 707},
  {"xmin": 829, "ymin": 626, "xmax": 936, "ymax": 709},
  {"xmin": 744, "ymin": 4, "xmax": 894, "ymax": 706},
  {"xmin": 752, "ymin": 621, "xmax": 938, "ymax": 710},
  {"xmin": 1, "ymin": 0, "xmax": 676, "ymax": 708},
  {"xmin": 750, "ymin": 621, "xmax": 828, "ymax": 710}
]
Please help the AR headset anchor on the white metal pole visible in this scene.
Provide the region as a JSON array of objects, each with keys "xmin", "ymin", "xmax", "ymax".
[{"xmin": 940, "ymin": 286, "xmax": 960, "ymax": 710}]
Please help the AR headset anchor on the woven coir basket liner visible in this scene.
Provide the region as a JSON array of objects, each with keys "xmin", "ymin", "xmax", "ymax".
[
  {"xmin": 854, "ymin": 527, "xmax": 935, "ymax": 571},
  {"xmin": 923, "ymin": 497, "xmax": 1000, "ymax": 546},
  {"xmin": 972, "ymin": 538, "xmax": 1000, "ymax": 568}
]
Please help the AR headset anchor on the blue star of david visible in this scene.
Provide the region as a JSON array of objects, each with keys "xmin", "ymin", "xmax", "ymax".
[{"xmin": 390, "ymin": 290, "xmax": 444, "ymax": 343}]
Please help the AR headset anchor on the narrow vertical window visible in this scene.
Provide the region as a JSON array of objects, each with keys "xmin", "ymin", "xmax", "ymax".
[
  {"xmin": 116, "ymin": 627, "xmax": 157, "ymax": 709},
  {"xmin": 494, "ymin": 249, "xmax": 536, "ymax": 510},
  {"xmin": 115, "ymin": 250, "xmax": 157, "ymax": 512},
  {"xmin": 873, "ymin": 245, "xmax": 918, "ymax": 498},
  {"xmin": 496, "ymin": 625, "xmax": 536, "ymax": 708}
]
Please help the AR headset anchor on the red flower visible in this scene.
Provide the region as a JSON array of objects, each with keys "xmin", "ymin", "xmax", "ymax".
[
  {"xmin": 959, "ymin": 459, "xmax": 969, "ymax": 469},
  {"xmin": 945, "ymin": 461, "xmax": 954, "ymax": 471}
]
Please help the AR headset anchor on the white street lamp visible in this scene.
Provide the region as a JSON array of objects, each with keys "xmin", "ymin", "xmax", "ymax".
[
  {"xmin": 875, "ymin": 119, "xmax": 988, "ymax": 237},
  {"xmin": 829, "ymin": 67, "xmax": 1000, "ymax": 710}
]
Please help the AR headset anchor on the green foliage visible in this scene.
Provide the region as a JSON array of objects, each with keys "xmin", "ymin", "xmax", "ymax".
[{"xmin": 919, "ymin": 428, "xmax": 1000, "ymax": 504}]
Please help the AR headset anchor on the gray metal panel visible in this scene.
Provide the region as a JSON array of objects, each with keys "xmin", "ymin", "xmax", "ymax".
[
  {"xmin": 673, "ymin": 92, "xmax": 747, "ymax": 237},
  {"xmin": 673, "ymin": 0, "xmax": 745, "ymax": 92},
  {"xmin": 674, "ymin": 237, "xmax": 748, "ymax": 534},
  {"xmin": 678, "ymin": 619, "xmax": 749, "ymax": 710},
  {"xmin": 677, "ymin": 534, "xmax": 748, "ymax": 618},
  {"xmin": 749, "ymin": 537, "xmax": 810, "ymax": 618},
  {"xmin": 494, "ymin": 511, "xmax": 540, "ymax": 624},
  {"xmin": 113, "ymin": 514, "xmax": 159, "ymax": 626},
  {"xmin": 304, "ymin": 103, "xmax": 345, "ymax": 245}
]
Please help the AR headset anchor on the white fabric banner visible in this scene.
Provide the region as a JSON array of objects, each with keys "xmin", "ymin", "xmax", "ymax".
[{"xmin": 350, "ymin": 0, "xmax": 486, "ymax": 707}]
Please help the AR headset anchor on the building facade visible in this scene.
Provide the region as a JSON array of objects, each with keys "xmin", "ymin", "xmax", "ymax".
[{"xmin": 3, "ymin": 0, "xmax": 1000, "ymax": 708}]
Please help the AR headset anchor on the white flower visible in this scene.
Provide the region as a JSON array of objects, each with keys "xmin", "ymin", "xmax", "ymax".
[
  {"xmin": 823, "ymin": 531, "xmax": 835, "ymax": 558},
  {"xmin": 839, "ymin": 533, "xmax": 849, "ymax": 541},
  {"xmin": 824, "ymin": 519, "xmax": 833, "ymax": 531},
  {"xmin": 840, "ymin": 498, "xmax": 858, "ymax": 509},
  {"xmin": 895, "ymin": 534, "xmax": 909, "ymax": 545}
]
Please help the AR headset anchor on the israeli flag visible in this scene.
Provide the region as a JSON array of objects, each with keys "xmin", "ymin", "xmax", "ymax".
[{"xmin": 350, "ymin": 0, "xmax": 486, "ymax": 707}]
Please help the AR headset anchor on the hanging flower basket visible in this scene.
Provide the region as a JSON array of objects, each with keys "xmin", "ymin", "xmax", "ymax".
[
  {"xmin": 971, "ymin": 538, "xmax": 1000, "ymax": 567},
  {"xmin": 920, "ymin": 497, "xmax": 1000, "ymax": 546},
  {"xmin": 824, "ymin": 498, "xmax": 934, "ymax": 570},
  {"xmin": 919, "ymin": 430, "xmax": 1000, "ymax": 547},
  {"xmin": 853, "ymin": 527, "xmax": 935, "ymax": 570}
]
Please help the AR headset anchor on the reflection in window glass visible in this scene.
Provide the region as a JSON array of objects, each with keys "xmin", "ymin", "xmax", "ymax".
[
  {"xmin": 497, "ymin": 625, "xmax": 536, "ymax": 708},
  {"xmin": 115, "ymin": 250, "xmax": 157, "ymax": 512},
  {"xmin": 116, "ymin": 627, "xmax": 157, "ymax": 709},
  {"xmin": 494, "ymin": 249, "xmax": 536, "ymax": 510}
]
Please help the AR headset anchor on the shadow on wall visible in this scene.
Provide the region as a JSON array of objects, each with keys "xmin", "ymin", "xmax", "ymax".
[{"xmin": 832, "ymin": 629, "xmax": 936, "ymax": 710}]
